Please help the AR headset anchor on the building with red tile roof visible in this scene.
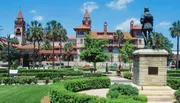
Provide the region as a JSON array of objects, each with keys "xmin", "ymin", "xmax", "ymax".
[{"xmin": 8, "ymin": 9, "xmax": 144, "ymax": 67}]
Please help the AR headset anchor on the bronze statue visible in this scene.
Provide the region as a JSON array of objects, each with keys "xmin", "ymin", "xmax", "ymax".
[{"xmin": 140, "ymin": 7, "xmax": 155, "ymax": 49}]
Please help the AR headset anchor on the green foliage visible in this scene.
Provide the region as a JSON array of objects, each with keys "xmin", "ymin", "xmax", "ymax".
[
  {"xmin": 152, "ymin": 32, "xmax": 173, "ymax": 54},
  {"xmin": 11, "ymin": 37, "xmax": 19, "ymax": 45},
  {"xmin": 79, "ymin": 34, "xmax": 108, "ymax": 69},
  {"xmin": 50, "ymin": 77, "xmax": 145, "ymax": 103},
  {"xmin": 64, "ymin": 42, "xmax": 73, "ymax": 66},
  {"xmin": 11, "ymin": 60, "xmax": 18, "ymax": 70},
  {"xmin": 113, "ymin": 30, "xmax": 124, "ymax": 47},
  {"xmin": 41, "ymin": 39, "xmax": 52, "ymax": 50},
  {"xmin": 167, "ymin": 78, "xmax": 180, "ymax": 90},
  {"xmin": 175, "ymin": 89, "xmax": 180, "ymax": 101},
  {"xmin": 63, "ymin": 77, "xmax": 110, "ymax": 92},
  {"xmin": 133, "ymin": 95, "xmax": 147, "ymax": 102},
  {"xmin": 107, "ymin": 83, "xmax": 139, "ymax": 97},
  {"xmin": 0, "ymin": 45, "xmax": 20, "ymax": 63},
  {"xmin": 119, "ymin": 39, "xmax": 135, "ymax": 63},
  {"xmin": 168, "ymin": 70, "xmax": 180, "ymax": 73},
  {"xmin": 107, "ymin": 90, "xmax": 119, "ymax": 98},
  {"xmin": 123, "ymin": 72, "xmax": 132, "ymax": 79}
]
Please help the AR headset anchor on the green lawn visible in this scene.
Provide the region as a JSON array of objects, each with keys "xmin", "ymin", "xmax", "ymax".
[{"xmin": 0, "ymin": 85, "xmax": 49, "ymax": 103}]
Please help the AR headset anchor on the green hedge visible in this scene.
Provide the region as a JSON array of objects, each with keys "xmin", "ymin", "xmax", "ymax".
[
  {"xmin": 64, "ymin": 77, "xmax": 110, "ymax": 92},
  {"xmin": 167, "ymin": 70, "xmax": 180, "ymax": 73},
  {"xmin": 123, "ymin": 72, "xmax": 132, "ymax": 79},
  {"xmin": 50, "ymin": 77, "xmax": 146, "ymax": 103},
  {"xmin": 175, "ymin": 89, "xmax": 180, "ymax": 102},
  {"xmin": 0, "ymin": 77, "xmax": 38, "ymax": 85},
  {"xmin": 167, "ymin": 78, "xmax": 180, "ymax": 90}
]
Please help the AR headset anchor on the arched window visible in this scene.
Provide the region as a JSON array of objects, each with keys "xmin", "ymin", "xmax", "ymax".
[
  {"xmin": 80, "ymin": 39, "xmax": 83, "ymax": 43},
  {"xmin": 139, "ymin": 39, "xmax": 142, "ymax": 45}
]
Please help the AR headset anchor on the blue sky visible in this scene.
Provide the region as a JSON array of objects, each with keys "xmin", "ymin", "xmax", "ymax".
[{"xmin": 0, "ymin": 0, "xmax": 179, "ymax": 50}]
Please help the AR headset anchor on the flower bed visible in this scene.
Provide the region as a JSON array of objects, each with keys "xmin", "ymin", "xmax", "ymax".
[{"xmin": 49, "ymin": 77, "xmax": 146, "ymax": 103}]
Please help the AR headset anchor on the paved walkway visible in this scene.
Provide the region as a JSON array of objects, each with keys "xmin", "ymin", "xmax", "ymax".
[{"xmin": 78, "ymin": 76, "xmax": 133, "ymax": 98}]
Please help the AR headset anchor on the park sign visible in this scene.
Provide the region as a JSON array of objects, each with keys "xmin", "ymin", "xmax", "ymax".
[{"xmin": 9, "ymin": 70, "xmax": 18, "ymax": 77}]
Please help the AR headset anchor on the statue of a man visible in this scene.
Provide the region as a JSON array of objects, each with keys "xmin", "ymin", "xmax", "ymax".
[{"xmin": 140, "ymin": 7, "xmax": 155, "ymax": 49}]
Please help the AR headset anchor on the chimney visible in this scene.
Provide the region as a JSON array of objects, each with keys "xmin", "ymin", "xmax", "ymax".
[
  {"xmin": 104, "ymin": 21, "xmax": 107, "ymax": 35},
  {"xmin": 130, "ymin": 20, "xmax": 134, "ymax": 31}
]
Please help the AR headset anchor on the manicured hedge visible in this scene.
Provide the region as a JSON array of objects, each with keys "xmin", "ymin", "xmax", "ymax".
[
  {"xmin": 175, "ymin": 89, "xmax": 180, "ymax": 102},
  {"xmin": 167, "ymin": 70, "xmax": 180, "ymax": 73},
  {"xmin": 167, "ymin": 78, "xmax": 180, "ymax": 90},
  {"xmin": 63, "ymin": 77, "xmax": 110, "ymax": 92},
  {"xmin": 0, "ymin": 77, "xmax": 38, "ymax": 85},
  {"xmin": 50, "ymin": 77, "xmax": 146, "ymax": 103},
  {"xmin": 122, "ymin": 72, "xmax": 132, "ymax": 79}
]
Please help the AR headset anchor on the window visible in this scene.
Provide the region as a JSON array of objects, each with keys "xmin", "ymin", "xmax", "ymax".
[
  {"xmin": 80, "ymin": 39, "xmax": 83, "ymax": 43},
  {"xmin": 109, "ymin": 47, "xmax": 113, "ymax": 52},
  {"xmin": 139, "ymin": 39, "xmax": 142, "ymax": 45}
]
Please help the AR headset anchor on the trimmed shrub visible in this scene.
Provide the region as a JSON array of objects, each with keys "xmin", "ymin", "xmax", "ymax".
[
  {"xmin": 63, "ymin": 77, "xmax": 110, "ymax": 92},
  {"xmin": 44, "ymin": 77, "xmax": 50, "ymax": 84},
  {"xmin": 50, "ymin": 77, "xmax": 145, "ymax": 103},
  {"xmin": 83, "ymin": 72, "xmax": 103, "ymax": 77},
  {"xmin": 133, "ymin": 95, "xmax": 147, "ymax": 102},
  {"xmin": 167, "ymin": 78, "xmax": 180, "ymax": 90},
  {"xmin": 175, "ymin": 89, "xmax": 180, "ymax": 102},
  {"xmin": 107, "ymin": 84, "xmax": 138, "ymax": 97},
  {"xmin": 123, "ymin": 72, "xmax": 132, "ymax": 79},
  {"xmin": 168, "ymin": 70, "xmax": 180, "ymax": 73},
  {"xmin": 109, "ymin": 68, "xmax": 116, "ymax": 71}
]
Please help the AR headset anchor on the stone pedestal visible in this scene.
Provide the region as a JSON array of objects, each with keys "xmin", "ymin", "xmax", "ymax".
[{"xmin": 133, "ymin": 49, "xmax": 168, "ymax": 86}]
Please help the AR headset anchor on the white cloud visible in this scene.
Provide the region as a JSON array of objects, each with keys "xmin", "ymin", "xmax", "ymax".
[
  {"xmin": 81, "ymin": 2, "xmax": 98, "ymax": 13},
  {"xmin": 33, "ymin": 16, "xmax": 44, "ymax": 21},
  {"xmin": 116, "ymin": 18, "xmax": 140, "ymax": 31},
  {"xmin": 30, "ymin": 10, "xmax": 37, "ymax": 14},
  {"xmin": 107, "ymin": 0, "xmax": 133, "ymax": 10},
  {"xmin": 156, "ymin": 21, "xmax": 171, "ymax": 28}
]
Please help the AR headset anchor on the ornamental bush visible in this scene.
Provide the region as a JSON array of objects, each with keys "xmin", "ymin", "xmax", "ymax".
[
  {"xmin": 167, "ymin": 78, "xmax": 180, "ymax": 90},
  {"xmin": 50, "ymin": 77, "xmax": 146, "ymax": 103},
  {"xmin": 107, "ymin": 83, "xmax": 139, "ymax": 97},
  {"xmin": 175, "ymin": 89, "xmax": 180, "ymax": 102},
  {"xmin": 123, "ymin": 72, "xmax": 132, "ymax": 79}
]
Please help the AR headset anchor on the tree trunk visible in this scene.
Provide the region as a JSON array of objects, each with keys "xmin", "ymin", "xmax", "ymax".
[
  {"xmin": 38, "ymin": 41, "xmax": 40, "ymax": 68},
  {"xmin": 33, "ymin": 40, "xmax": 35, "ymax": 69},
  {"xmin": 93, "ymin": 62, "xmax": 96, "ymax": 70},
  {"xmin": 52, "ymin": 38, "xmax": 55, "ymax": 69},
  {"xmin": 177, "ymin": 36, "xmax": 179, "ymax": 69},
  {"xmin": 68, "ymin": 55, "xmax": 69, "ymax": 67},
  {"xmin": 59, "ymin": 40, "xmax": 62, "ymax": 69}
]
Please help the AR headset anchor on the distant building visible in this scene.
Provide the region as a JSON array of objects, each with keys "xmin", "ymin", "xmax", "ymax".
[{"xmin": 10, "ymin": 10, "xmax": 145, "ymax": 67}]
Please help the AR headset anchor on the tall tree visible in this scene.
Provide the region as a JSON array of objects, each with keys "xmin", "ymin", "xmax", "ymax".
[
  {"xmin": 41, "ymin": 39, "xmax": 52, "ymax": 50},
  {"xmin": 79, "ymin": 34, "xmax": 108, "ymax": 70},
  {"xmin": 64, "ymin": 42, "xmax": 73, "ymax": 67},
  {"xmin": 0, "ymin": 41, "xmax": 4, "ymax": 51},
  {"xmin": 113, "ymin": 30, "xmax": 124, "ymax": 48},
  {"xmin": 152, "ymin": 32, "xmax": 173, "ymax": 54},
  {"xmin": 27, "ymin": 20, "xmax": 44, "ymax": 69},
  {"xmin": 169, "ymin": 21, "xmax": 180, "ymax": 68},
  {"xmin": 46, "ymin": 20, "xmax": 67, "ymax": 69},
  {"xmin": 119, "ymin": 39, "xmax": 135, "ymax": 64},
  {"xmin": 11, "ymin": 37, "xmax": 19, "ymax": 45}
]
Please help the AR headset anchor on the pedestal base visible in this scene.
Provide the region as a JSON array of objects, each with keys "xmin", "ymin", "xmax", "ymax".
[{"xmin": 133, "ymin": 49, "xmax": 168, "ymax": 86}]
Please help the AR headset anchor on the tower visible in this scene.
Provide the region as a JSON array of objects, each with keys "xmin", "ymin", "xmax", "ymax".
[
  {"xmin": 104, "ymin": 21, "xmax": 107, "ymax": 35},
  {"xmin": 82, "ymin": 9, "xmax": 91, "ymax": 27},
  {"xmin": 14, "ymin": 10, "xmax": 26, "ymax": 45}
]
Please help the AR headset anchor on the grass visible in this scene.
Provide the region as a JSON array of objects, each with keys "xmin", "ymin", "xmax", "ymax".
[{"xmin": 0, "ymin": 85, "xmax": 49, "ymax": 103}]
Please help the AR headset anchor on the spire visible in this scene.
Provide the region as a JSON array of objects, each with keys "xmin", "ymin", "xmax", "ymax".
[
  {"xmin": 84, "ymin": 9, "xmax": 90, "ymax": 18},
  {"xmin": 17, "ymin": 10, "xmax": 23, "ymax": 19}
]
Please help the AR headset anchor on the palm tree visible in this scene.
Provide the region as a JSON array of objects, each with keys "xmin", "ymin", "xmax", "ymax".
[
  {"xmin": 27, "ymin": 20, "xmax": 44, "ymax": 69},
  {"xmin": 41, "ymin": 39, "xmax": 52, "ymax": 50},
  {"xmin": 169, "ymin": 21, "xmax": 180, "ymax": 69},
  {"xmin": 46, "ymin": 20, "xmax": 67, "ymax": 69},
  {"xmin": 11, "ymin": 37, "xmax": 19, "ymax": 46},
  {"xmin": 113, "ymin": 30, "xmax": 124, "ymax": 48},
  {"xmin": 64, "ymin": 42, "xmax": 73, "ymax": 67},
  {"xmin": 0, "ymin": 41, "xmax": 4, "ymax": 51}
]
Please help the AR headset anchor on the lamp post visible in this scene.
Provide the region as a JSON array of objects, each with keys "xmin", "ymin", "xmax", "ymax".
[{"xmin": 7, "ymin": 34, "xmax": 11, "ymax": 75}]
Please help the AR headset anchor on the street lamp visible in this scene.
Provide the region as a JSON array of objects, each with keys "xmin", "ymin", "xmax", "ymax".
[{"xmin": 7, "ymin": 34, "xmax": 11, "ymax": 74}]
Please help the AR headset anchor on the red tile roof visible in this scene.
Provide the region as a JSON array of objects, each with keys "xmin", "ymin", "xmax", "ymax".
[
  {"xmin": 90, "ymin": 31, "xmax": 137, "ymax": 40},
  {"xmin": 133, "ymin": 26, "xmax": 142, "ymax": 30},
  {"xmin": 16, "ymin": 45, "xmax": 38, "ymax": 50},
  {"xmin": 74, "ymin": 25, "xmax": 90, "ymax": 30},
  {"xmin": 38, "ymin": 50, "xmax": 77, "ymax": 54},
  {"xmin": 68, "ymin": 36, "xmax": 76, "ymax": 40}
]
